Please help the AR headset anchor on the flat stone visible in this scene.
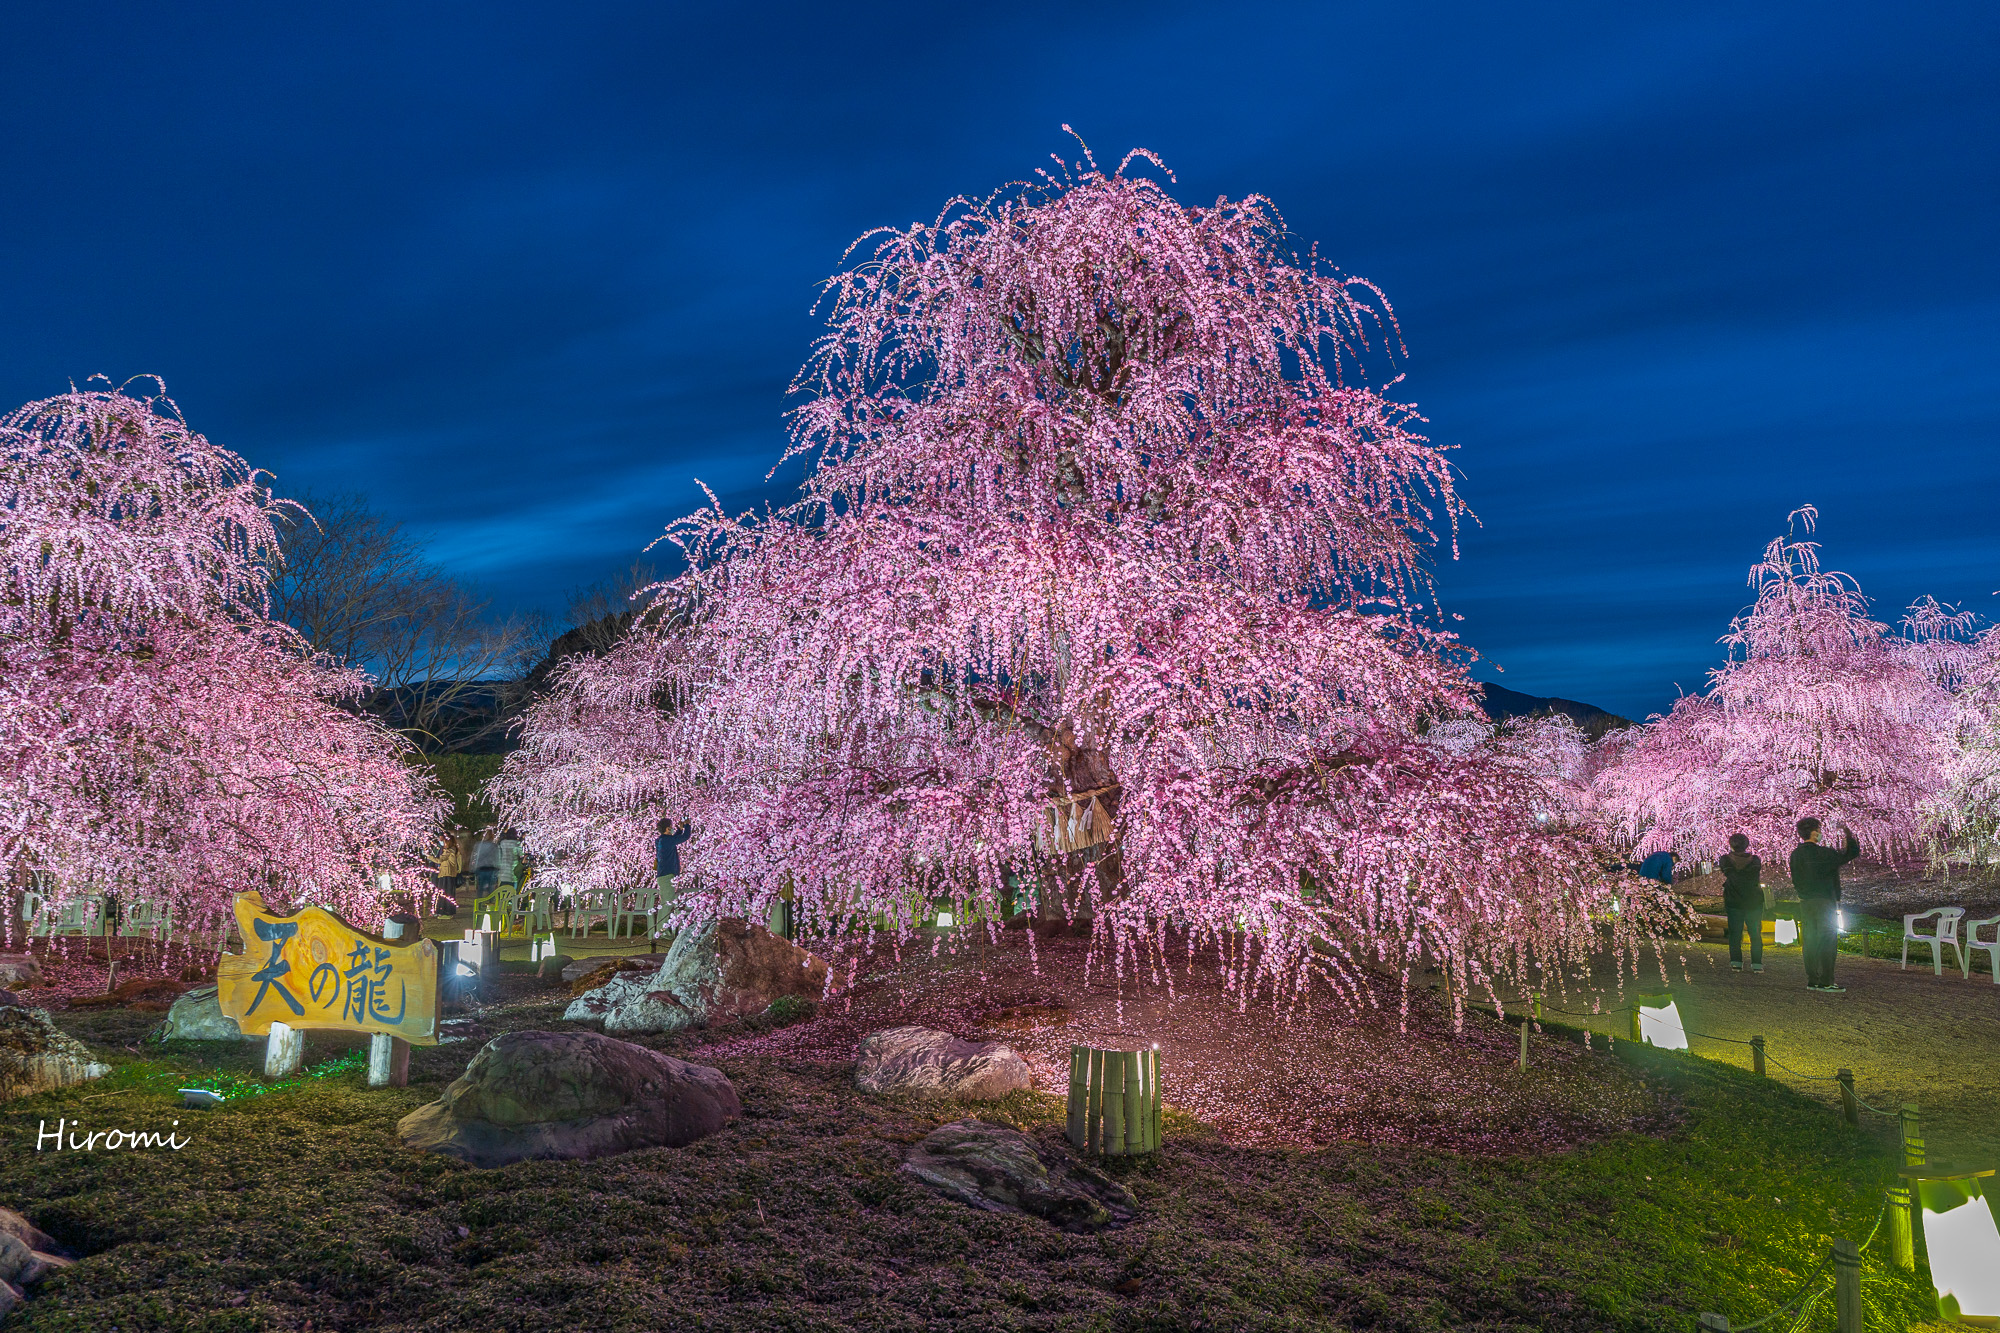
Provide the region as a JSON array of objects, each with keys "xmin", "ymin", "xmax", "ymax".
[
  {"xmin": 856, "ymin": 1026, "xmax": 1032, "ymax": 1099},
  {"xmin": 536, "ymin": 953, "xmax": 577, "ymax": 979},
  {"xmin": 156, "ymin": 986, "xmax": 257, "ymax": 1042},
  {"xmin": 397, "ymin": 1029, "xmax": 740, "ymax": 1168},
  {"xmin": 574, "ymin": 919, "xmax": 827, "ymax": 1035},
  {"xmin": 564, "ymin": 956, "xmax": 658, "ymax": 995},
  {"xmin": 902, "ymin": 1119, "xmax": 1136, "ymax": 1231},
  {"xmin": 0, "ymin": 956, "xmax": 39, "ymax": 988}
]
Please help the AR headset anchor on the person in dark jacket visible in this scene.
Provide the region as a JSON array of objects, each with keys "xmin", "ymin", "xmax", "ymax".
[
  {"xmin": 1719, "ymin": 833, "xmax": 1764, "ymax": 973},
  {"xmin": 1637, "ymin": 849, "xmax": 1678, "ymax": 885},
  {"xmin": 1790, "ymin": 817, "xmax": 1860, "ymax": 993},
  {"xmin": 655, "ymin": 818, "xmax": 691, "ymax": 900}
]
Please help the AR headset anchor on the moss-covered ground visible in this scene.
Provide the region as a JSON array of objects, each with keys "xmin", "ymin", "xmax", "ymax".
[{"xmin": 0, "ymin": 963, "xmax": 1950, "ymax": 1332}]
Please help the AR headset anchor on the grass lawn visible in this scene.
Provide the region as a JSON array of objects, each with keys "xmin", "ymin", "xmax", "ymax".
[{"xmin": 0, "ymin": 961, "xmax": 1949, "ymax": 1332}]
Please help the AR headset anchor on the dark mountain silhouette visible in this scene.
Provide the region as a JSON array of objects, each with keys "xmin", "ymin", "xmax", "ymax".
[{"xmin": 1475, "ymin": 683, "xmax": 1631, "ymax": 740}]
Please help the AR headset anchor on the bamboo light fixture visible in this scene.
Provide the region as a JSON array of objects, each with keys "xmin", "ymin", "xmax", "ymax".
[{"xmin": 1067, "ymin": 1043, "xmax": 1162, "ymax": 1156}]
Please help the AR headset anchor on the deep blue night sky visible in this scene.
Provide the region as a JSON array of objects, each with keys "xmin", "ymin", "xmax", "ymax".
[{"xmin": 4, "ymin": 3, "xmax": 1995, "ymax": 721}]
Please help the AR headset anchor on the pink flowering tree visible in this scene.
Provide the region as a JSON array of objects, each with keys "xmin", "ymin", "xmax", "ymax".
[
  {"xmin": 498, "ymin": 143, "xmax": 1679, "ymax": 1012},
  {"xmin": 1592, "ymin": 509, "xmax": 1979, "ymax": 867},
  {"xmin": 0, "ymin": 382, "xmax": 443, "ymax": 946}
]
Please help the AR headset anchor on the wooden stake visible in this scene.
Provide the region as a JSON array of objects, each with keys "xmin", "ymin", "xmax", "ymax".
[
  {"xmin": 1832, "ymin": 1238, "xmax": 1861, "ymax": 1333},
  {"xmin": 1067, "ymin": 1046, "xmax": 1086, "ymax": 1149},
  {"xmin": 1750, "ymin": 1034, "xmax": 1766, "ymax": 1077},
  {"xmin": 1836, "ymin": 1069, "xmax": 1858, "ymax": 1127},
  {"xmin": 1900, "ymin": 1103, "xmax": 1924, "ymax": 1166},
  {"xmin": 1101, "ymin": 1050, "xmax": 1126, "ymax": 1156},
  {"xmin": 1086, "ymin": 1048, "xmax": 1102, "ymax": 1149},
  {"xmin": 1888, "ymin": 1183, "xmax": 1914, "ymax": 1271},
  {"xmin": 1121, "ymin": 1050, "xmax": 1144, "ymax": 1155},
  {"xmin": 1518, "ymin": 1020, "xmax": 1529, "ymax": 1071},
  {"xmin": 1628, "ymin": 1004, "xmax": 1642, "ymax": 1043}
]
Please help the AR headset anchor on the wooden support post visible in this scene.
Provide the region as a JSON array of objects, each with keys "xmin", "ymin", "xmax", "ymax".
[
  {"xmin": 1900, "ymin": 1103, "xmax": 1925, "ymax": 1166},
  {"xmin": 1836, "ymin": 1069, "xmax": 1858, "ymax": 1126},
  {"xmin": 367, "ymin": 915, "xmax": 413, "ymax": 1087},
  {"xmin": 264, "ymin": 1021, "xmax": 304, "ymax": 1077},
  {"xmin": 368, "ymin": 1032, "xmax": 410, "ymax": 1087},
  {"xmin": 1518, "ymin": 1020, "xmax": 1529, "ymax": 1072},
  {"xmin": 1628, "ymin": 1004, "xmax": 1642, "ymax": 1044},
  {"xmin": 1085, "ymin": 1048, "xmax": 1102, "ymax": 1148},
  {"xmin": 1832, "ymin": 1238, "xmax": 1861, "ymax": 1333},
  {"xmin": 1750, "ymin": 1035, "xmax": 1766, "ymax": 1077}
]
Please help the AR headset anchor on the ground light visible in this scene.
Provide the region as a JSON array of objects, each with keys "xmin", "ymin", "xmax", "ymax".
[
  {"xmin": 1774, "ymin": 918, "xmax": 1799, "ymax": 945},
  {"xmin": 1633, "ymin": 991, "xmax": 1689, "ymax": 1050},
  {"xmin": 1905, "ymin": 1162, "xmax": 2000, "ymax": 1326}
]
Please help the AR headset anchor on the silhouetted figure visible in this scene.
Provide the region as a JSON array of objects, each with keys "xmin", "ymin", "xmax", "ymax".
[
  {"xmin": 1791, "ymin": 817, "xmax": 1860, "ymax": 993},
  {"xmin": 1719, "ymin": 833, "xmax": 1763, "ymax": 973}
]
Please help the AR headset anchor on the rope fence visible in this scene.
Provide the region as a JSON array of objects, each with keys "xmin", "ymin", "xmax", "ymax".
[{"xmin": 1465, "ymin": 991, "xmax": 1935, "ymax": 1330}]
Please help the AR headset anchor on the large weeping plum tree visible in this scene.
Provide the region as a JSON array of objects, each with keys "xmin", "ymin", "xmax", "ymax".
[
  {"xmin": 1592, "ymin": 508, "xmax": 1989, "ymax": 866},
  {"xmin": 499, "ymin": 141, "xmax": 1680, "ymax": 1012},
  {"xmin": 0, "ymin": 382, "xmax": 442, "ymax": 943}
]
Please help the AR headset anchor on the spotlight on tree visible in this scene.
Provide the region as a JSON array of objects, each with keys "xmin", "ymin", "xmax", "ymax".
[{"xmin": 1902, "ymin": 1162, "xmax": 2000, "ymax": 1325}]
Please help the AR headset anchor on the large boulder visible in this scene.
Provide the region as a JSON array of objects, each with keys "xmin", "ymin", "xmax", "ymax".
[
  {"xmin": 902, "ymin": 1119, "xmax": 1136, "ymax": 1231},
  {"xmin": 0, "ymin": 1010, "xmax": 110, "ymax": 1100},
  {"xmin": 68, "ymin": 976, "xmax": 188, "ymax": 1012},
  {"xmin": 856, "ymin": 1027, "xmax": 1032, "ymax": 1099},
  {"xmin": 397, "ymin": 1029, "xmax": 740, "ymax": 1168},
  {"xmin": 0, "ymin": 956, "xmax": 40, "ymax": 988},
  {"xmin": 567, "ymin": 919, "xmax": 826, "ymax": 1034},
  {"xmin": 156, "ymin": 986, "xmax": 256, "ymax": 1042}
]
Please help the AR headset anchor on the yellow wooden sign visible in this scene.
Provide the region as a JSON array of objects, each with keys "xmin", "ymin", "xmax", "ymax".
[{"xmin": 217, "ymin": 893, "xmax": 438, "ymax": 1045}]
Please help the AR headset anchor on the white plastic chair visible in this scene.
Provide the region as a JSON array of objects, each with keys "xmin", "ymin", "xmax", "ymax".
[
  {"xmin": 1902, "ymin": 908, "xmax": 1966, "ymax": 976},
  {"xmin": 568, "ymin": 890, "xmax": 612, "ymax": 941},
  {"xmin": 1965, "ymin": 913, "xmax": 2000, "ymax": 985}
]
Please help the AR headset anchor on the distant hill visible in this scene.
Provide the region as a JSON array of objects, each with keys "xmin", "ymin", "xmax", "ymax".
[{"xmin": 1475, "ymin": 683, "xmax": 1632, "ymax": 740}]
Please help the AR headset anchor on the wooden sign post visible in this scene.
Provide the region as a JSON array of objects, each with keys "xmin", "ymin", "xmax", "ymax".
[{"xmin": 218, "ymin": 892, "xmax": 439, "ymax": 1080}]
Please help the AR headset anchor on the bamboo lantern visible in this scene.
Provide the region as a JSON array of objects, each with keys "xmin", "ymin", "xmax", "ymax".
[{"xmin": 1066, "ymin": 1043, "xmax": 1162, "ymax": 1156}]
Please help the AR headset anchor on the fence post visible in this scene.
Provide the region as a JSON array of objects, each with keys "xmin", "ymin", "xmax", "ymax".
[
  {"xmin": 1892, "ymin": 1102, "xmax": 1923, "ymax": 1271},
  {"xmin": 1832, "ymin": 1237, "xmax": 1861, "ymax": 1333},
  {"xmin": 1518, "ymin": 1020, "xmax": 1529, "ymax": 1072},
  {"xmin": 1628, "ymin": 1004, "xmax": 1642, "ymax": 1043},
  {"xmin": 1836, "ymin": 1069, "xmax": 1858, "ymax": 1126},
  {"xmin": 1750, "ymin": 1035, "xmax": 1765, "ymax": 1077}
]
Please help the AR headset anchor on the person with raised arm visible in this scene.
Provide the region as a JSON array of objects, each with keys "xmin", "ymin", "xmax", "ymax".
[{"xmin": 1790, "ymin": 817, "xmax": 1860, "ymax": 993}]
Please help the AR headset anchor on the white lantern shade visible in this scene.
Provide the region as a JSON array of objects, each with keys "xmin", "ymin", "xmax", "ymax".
[
  {"xmin": 1918, "ymin": 1173, "xmax": 2000, "ymax": 1322},
  {"xmin": 1774, "ymin": 918, "xmax": 1799, "ymax": 945},
  {"xmin": 1636, "ymin": 997, "xmax": 1689, "ymax": 1050}
]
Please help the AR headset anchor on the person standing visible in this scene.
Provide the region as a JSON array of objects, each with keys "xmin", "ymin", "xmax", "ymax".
[
  {"xmin": 655, "ymin": 818, "xmax": 690, "ymax": 900},
  {"xmin": 1791, "ymin": 818, "xmax": 1860, "ymax": 993},
  {"xmin": 1718, "ymin": 833, "xmax": 1764, "ymax": 973},
  {"xmin": 497, "ymin": 828, "xmax": 522, "ymax": 892},
  {"xmin": 434, "ymin": 831, "xmax": 463, "ymax": 912},
  {"xmin": 470, "ymin": 827, "xmax": 502, "ymax": 917}
]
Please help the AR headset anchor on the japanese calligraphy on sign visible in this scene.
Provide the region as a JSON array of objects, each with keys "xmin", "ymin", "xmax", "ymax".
[{"xmin": 217, "ymin": 893, "xmax": 438, "ymax": 1045}]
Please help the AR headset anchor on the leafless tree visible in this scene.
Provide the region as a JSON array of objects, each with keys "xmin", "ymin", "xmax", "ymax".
[{"xmin": 269, "ymin": 492, "xmax": 547, "ymax": 752}]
